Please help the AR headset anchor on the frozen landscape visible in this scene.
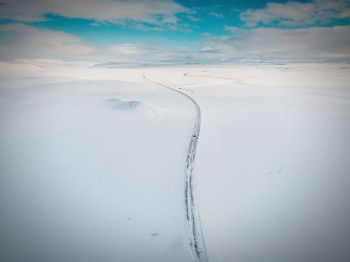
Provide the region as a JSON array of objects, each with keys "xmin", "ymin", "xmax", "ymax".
[
  {"xmin": 1, "ymin": 0, "xmax": 350, "ymax": 261},
  {"xmin": 1, "ymin": 62, "xmax": 350, "ymax": 262}
]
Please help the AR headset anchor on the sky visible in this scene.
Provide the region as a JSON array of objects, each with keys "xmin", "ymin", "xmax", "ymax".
[{"xmin": 0, "ymin": 0, "xmax": 350, "ymax": 64}]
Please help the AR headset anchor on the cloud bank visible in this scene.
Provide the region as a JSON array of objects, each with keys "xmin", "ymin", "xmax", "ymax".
[
  {"xmin": 0, "ymin": 0, "xmax": 189, "ymax": 28},
  {"xmin": 206, "ymin": 26, "xmax": 350, "ymax": 63},
  {"xmin": 1, "ymin": 23, "xmax": 350, "ymax": 64},
  {"xmin": 240, "ymin": 0, "xmax": 350, "ymax": 27},
  {"xmin": 0, "ymin": 24, "xmax": 93, "ymax": 60},
  {"xmin": 0, "ymin": 0, "xmax": 349, "ymax": 64}
]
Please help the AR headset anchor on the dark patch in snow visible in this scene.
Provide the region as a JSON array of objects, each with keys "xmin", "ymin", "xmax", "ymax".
[
  {"xmin": 150, "ymin": 233, "xmax": 159, "ymax": 237},
  {"xmin": 106, "ymin": 98, "xmax": 141, "ymax": 110}
]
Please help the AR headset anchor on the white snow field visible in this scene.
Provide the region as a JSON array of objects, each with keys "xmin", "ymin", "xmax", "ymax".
[
  {"xmin": 1, "ymin": 63, "xmax": 350, "ymax": 262},
  {"xmin": 0, "ymin": 75, "xmax": 196, "ymax": 262}
]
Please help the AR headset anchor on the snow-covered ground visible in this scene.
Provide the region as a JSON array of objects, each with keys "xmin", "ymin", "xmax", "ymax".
[
  {"xmin": 0, "ymin": 76, "xmax": 196, "ymax": 262},
  {"xmin": 1, "ymin": 63, "xmax": 350, "ymax": 262}
]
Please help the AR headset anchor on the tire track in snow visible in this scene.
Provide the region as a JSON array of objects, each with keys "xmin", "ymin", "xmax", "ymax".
[{"xmin": 143, "ymin": 73, "xmax": 208, "ymax": 262}]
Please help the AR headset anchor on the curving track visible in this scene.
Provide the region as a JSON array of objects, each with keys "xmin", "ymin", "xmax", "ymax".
[{"xmin": 143, "ymin": 73, "xmax": 208, "ymax": 262}]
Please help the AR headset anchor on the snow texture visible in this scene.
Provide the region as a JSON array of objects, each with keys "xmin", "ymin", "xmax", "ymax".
[{"xmin": 1, "ymin": 63, "xmax": 350, "ymax": 262}]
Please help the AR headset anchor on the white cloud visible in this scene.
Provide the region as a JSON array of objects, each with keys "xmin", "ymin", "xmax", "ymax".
[
  {"xmin": 224, "ymin": 26, "xmax": 241, "ymax": 33},
  {"xmin": 209, "ymin": 12, "xmax": 224, "ymax": 19},
  {"xmin": 240, "ymin": 0, "xmax": 350, "ymax": 27},
  {"xmin": 187, "ymin": 15, "xmax": 202, "ymax": 22},
  {"xmin": 1, "ymin": 23, "xmax": 349, "ymax": 64},
  {"xmin": 205, "ymin": 26, "xmax": 350, "ymax": 62},
  {"xmin": 0, "ymin": 24, "xmax": 93, "ymax": 60},
  {"xmin": 0, "ymin": 0, "xmax": 190, "ymax": 29},
  {"xmin": 108, "ymin": 44, "xmax": 140, "ymax": 55},
  {"xmin": 0, "ymin": 24, "xmax": 190, "ymax": 63}
]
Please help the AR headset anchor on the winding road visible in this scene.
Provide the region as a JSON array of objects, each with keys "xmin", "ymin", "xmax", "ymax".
[{"xmin": 143, "ymin": 73, "xmax": 208, "ymax": 262}]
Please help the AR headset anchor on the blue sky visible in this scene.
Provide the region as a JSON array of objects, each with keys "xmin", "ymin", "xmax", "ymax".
[
  {"xmin": 0, "ymin": 0, "xmax": 350, "ymax": 63},
  {"xmin": 31, "ymin": 1, "xmax": 270, "ymax": 44}
]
